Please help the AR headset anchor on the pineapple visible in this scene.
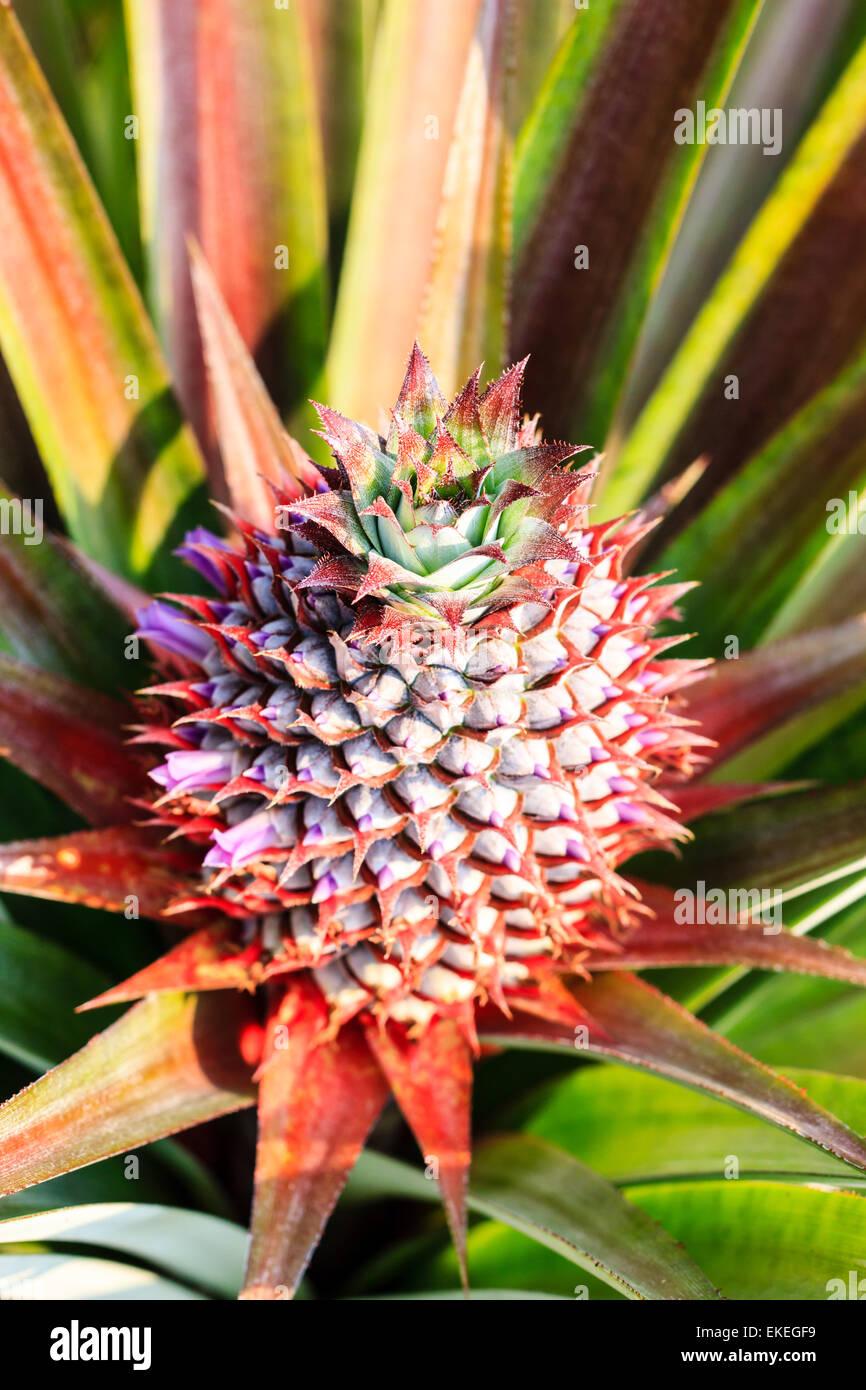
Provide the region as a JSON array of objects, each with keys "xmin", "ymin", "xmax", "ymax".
[
  {"xmin": 139, "ymin": 344, "xmax": 701, "ymax": 1035},
  {"xmin": 130, "ymin": 344, "xmax": 705, "ymax": 1291},
  {"xmin": 1, "ymin": 0, "xmax": 866, "ymax": 1303}
]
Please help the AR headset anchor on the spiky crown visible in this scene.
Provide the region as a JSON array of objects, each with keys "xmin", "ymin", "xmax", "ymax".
[
  {"xmin": 136, "ymin": 345, "xmax": 704, "ymax": 1042},
  {"xmin": 285, "ymin": 345, "xmax": 591, "ymax": 632}
]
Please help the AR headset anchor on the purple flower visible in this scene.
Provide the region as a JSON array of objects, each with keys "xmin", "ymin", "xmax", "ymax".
[
  {"xmin": 149, "ymin": 748, "xmax": 234, "ymax": 793},
  {"xmin": 175, "ymin": 527, "xmax": 231, "ymax": 592},
  {"xmin": 205, "ymin": 812, "xmax": 278, "ymax": 868},
  {"xmin": 136, "ymin": 600, "xmax": 212, "ymax": 664}
]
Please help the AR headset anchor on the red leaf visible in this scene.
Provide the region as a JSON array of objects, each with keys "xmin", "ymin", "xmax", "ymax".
[
  {"xmin": 278, "ymin": 491, "xmax": 367, "ymax": 555},
  {"xmin": 78, "ymin": 924, "xmax": 261, "ymax": 1011},
  {"xmin": 189, "ymin": 242, "xmax": 321, "ymax": 528},
  {"xmin": 0, "ymin": 992, "xmax": 256, "ymax": 1199},
  {"xmin": 479, "ymin": 357, "xmax": 527, "ymax": 454},
  {"xmin": 0, "ymin": 656, "xmax": 142, "ymax": 824},
  {"xmin": 362, "ymin": 1015, "xmax": 473, "ymax": 1287},
  {"xmin": 479, "ymin": 973, "xmax": 866, "ymax": 1173},
  {"xmin": 241, "ymin": 980, "xmax": 389, "ymax": 1300},
  {"xmin": 660, "ymin": 781, "xmax": 799, "ymax": 822},
  {"xmin": 125, "ymin": 0, "xmax": 328, "ymax": 466},
  {"xmin": 390, "ymin": 341, "xmax": 447, "ymax": 441},
  {"xmin": 584, "ymin": 882, "xmax": 866, "ymax": 986},
  {"xmin": 0, "ymin": 826, "xmax": 199, "ymax": 916},
  {"xmin": 681, "ymin": 616, "xmax": 866, "ymax": 769},
  {"xmin": 0, "ymin": 8, "xmax": 205, "ymax": 579}
]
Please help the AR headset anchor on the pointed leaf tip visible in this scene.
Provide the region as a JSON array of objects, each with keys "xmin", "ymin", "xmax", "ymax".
[
  {"xmin": 363, "ymin": 1015, "xmax": 473, "ymax": 1289},
  {"xmin": 0, "ymin": 992, "xmax": 256, "ymax": 1200},
  {"xmin": 189, "ymin": 242, "xmax": 320, "ymax": 527},
  {"xmin": 241, "ymin": 982, "xmax": 388, "ymax": 1300}
]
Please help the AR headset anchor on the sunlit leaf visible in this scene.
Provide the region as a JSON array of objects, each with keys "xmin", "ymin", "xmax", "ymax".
[
  {"xmin": 525, "ymin": 1063, "xmax": 866, "ymax": 1187},
  {"xmin": 0, "ymin": 1201, "xmax": 245, "ymax": 1299},
  {"xmin": 420, "ymin": 0, "xmax": 513, "ymax": 397},
  {"xmin": 326, "ymin": 0, "xmax": 482, "ymax": 424},
  {"xmin": 604, "ymin": 31, "xmax": 866, "ymax": 514},
  {"xmin": 0, "ymin": 992, "xmax": 256, "ymax": 1200},
  {"xmin": 125, "ymin": 0, "xmax": 329, "ymax": 456},
  {"xmin": 0, "ymin": 825, "xmax": 199, "ymax": 917},
  {"xmin": 242, "ymin": 986, "xmax": 387, "ymax": 1300},
  {"xmin": 417, "ymin": 1180, "xmax": 866, "ymax": 1300},
  {"xmin": 0, "ymin": 5, "xmax": 206, "ymax": 581},
  {"xmin": 479, "ymin": 972, "xmax": 866, "ymax": 1173},
  {"xmin": 0, "ymin": 1250, "xmax": 203, "ymax": 1300}
]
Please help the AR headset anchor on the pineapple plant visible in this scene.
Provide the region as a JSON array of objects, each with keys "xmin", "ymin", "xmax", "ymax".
[{"xmin": 0, "ymin": 0, "xmax": 866, "ymax": 1302}]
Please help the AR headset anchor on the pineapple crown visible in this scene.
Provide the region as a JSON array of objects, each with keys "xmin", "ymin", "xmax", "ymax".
[{"xmin": 281, "ymin": 343, "xmax": 594, "ymax": 634}]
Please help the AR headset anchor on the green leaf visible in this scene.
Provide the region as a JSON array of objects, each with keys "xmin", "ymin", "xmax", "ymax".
[
  {"xmin": 0, "ymin": 1149, "xmax": 197, "ymax": 1220},
  {"xmin": 0, "ymin": 909, "xmax": 111, "ymax": 1073},
  {"xmin": 511, "ymin": 0, "xmax": 573, "ymax": 129},
  {"xmin": 676, "ymin": 617, "xmax": 866, "ymax": 777},
  {"xmin": 580, "ymin": 0, "xmax": 764, "ymax": 446},
  {"xmin": 300, "ymin": 0, "xmax": 378, "ymax": 274},
  {"xmin": 353, "ymin": 1288, "xmax": 571, "ymax": 1300},
  {"xmin": 653, "ymin": 344, "xmax": 866, "ymax": 653},
  {"xmin": 479, "ymin": 972, "xmax": 866, "ymax": 1174},
  {"xmin": 512, "ymin": 0, "xmax": 756, "ymax": 439},
  {"xmin": 632, "ymin": 1181, "xmax": 866, "ymax": 1300},
  {"xmin": 125, "ymin": 0, "xmax": 329, "ymax": 443},
  {"xmin": 0, "ymin": 1202, "xmax": 245, "ymax": 1299},
  {"xmin": 604, "ymin": 30, "xmax": 866, "ymax": 515},
  {"xmin": 0, "ymin": 5, "xmax": 206, "ymax": 581},
  {"xmin": 348, "ymin": 1134, "xmax": 720, "ymax": 1299},
  {"xmin": 513, "ymin": 1, "xmax": 621, "ymax": 257},
  {"xmin": 420, "ymin": 1180, "xmax": 866, "ymax": 1300},
  {"xmin": 628, "ymin": 785, "xmax": 866, "ymax": 1013},
  {"xmin": 656, "ymin": 783, "xmax": 866, "ymax": 901},
  {"xmin": 467, "ymin": 1134, "xmax": 720, "ymax": 1300},
  {"xmin": 716, "ymin": 898, "xmax": 866, "ymax": 1076},
  {"xmin": 525, "ymin": 1063, "xmax": 866, "ymax": 1188},
  {"xmin": 0, "ymin": 485, "xmax": 140, "ymax": 692},
  {"xmin": 763, "ymin": 496, "xmax": 866, "ymax": 645},
  {"xmin": 612, "ymin": 0, "xmax": 854, "ymax": 446}
]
